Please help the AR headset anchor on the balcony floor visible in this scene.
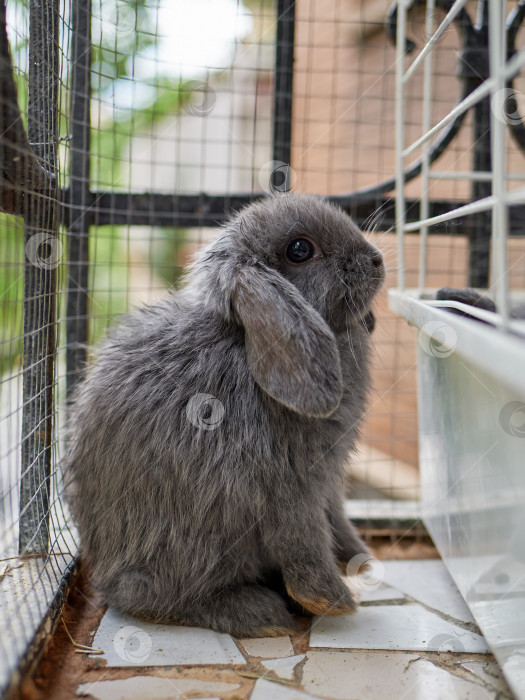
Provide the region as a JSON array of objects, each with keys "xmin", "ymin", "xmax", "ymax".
[{"xmin": 26, "ymin": 541, "xmax": 513, "ymax": 700}]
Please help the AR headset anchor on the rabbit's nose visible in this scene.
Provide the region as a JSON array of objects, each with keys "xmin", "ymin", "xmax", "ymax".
[{"xmin": 344, "ymin": 250, "xmax": 383, "ymax": 274}]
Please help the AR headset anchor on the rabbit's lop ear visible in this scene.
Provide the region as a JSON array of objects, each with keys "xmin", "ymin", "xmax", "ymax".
[{"xmin": 231, "ymin": 264, "xmax": 343, "ymax": 418}]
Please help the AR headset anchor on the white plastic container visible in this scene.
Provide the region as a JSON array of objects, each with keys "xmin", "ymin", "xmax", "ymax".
[{"xmin": 390, "ymin": 289, "xmax": 525, "ymax": 698}]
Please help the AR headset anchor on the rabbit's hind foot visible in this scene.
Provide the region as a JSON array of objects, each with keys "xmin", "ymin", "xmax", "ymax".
[{"xmin": 182, "ymin": 584, "xmax": 296, "ymax": 638}]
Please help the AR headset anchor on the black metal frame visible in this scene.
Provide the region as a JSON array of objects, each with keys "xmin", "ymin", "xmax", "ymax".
[
  {"xmin": 0, "ymin": 0, "xmax": 524, "ymax": 555},
  {"xmin": 57, "ymin": 190, "xmax": 525, "ymax": 235},
  {"xmin": 65, "ymin": 0, "xmax": 91, "ymax": 400},
  {"xmin": 19, "ymin": 0, "xmax": 59, "ymax": 555}
]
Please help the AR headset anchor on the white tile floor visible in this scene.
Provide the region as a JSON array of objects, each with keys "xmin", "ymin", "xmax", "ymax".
[
  {"xmin": 80, "ymin": 560, "xmax": 514, "ymax": 700},
  {"xmin": 310, "ymin": 604, "xmax": 488, "ymax": 653},
  {"xmin": 301, "ymin": 651, "xmax": 498, "ymax": 700},
  {"xmin": 377, "ymin": 559, "xmax": 476, "ymax": 622},
  {"xmin": 239, "ymin": 637, "xmax": 295, "ymax": 659},
  {"xmin": 93, "ymin": 607, "xmax": 245, "ymax": 666}
]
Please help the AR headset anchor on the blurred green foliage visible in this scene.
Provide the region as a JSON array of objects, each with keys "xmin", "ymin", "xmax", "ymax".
[{"xmin": 0, "ymin": 216, "xmax": 24, "ymax": 374}]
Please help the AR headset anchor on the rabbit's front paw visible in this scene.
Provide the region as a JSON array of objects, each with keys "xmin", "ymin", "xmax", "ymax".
[
  {"xmin": 285, "ymin": 574, "xmax": 357, "ymax": 617},
  {"xmin": 329, "ymin": 516, "xmax": 371, "ymax": 575},
  {"xmin": 336, "ymin": 551, "xmax": 373, "ymax": 576}
]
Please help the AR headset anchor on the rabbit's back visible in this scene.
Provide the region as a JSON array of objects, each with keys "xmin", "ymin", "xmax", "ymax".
[{"xmin": 66, "ymin": 292, "xmax": 372, "ymax": 535}]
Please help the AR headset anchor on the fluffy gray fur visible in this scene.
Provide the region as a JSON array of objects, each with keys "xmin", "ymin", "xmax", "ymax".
[
  {"xmin": 437, "ymin": 286, "xmax": 525, "ymax": 318},
  {"xmin": 64, "ymin": 193, "xmax": 385, "ymax": 637}
]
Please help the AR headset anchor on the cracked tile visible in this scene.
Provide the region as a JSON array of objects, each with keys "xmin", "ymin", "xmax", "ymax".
[
  {"xmin": 461, "ymin": 661, "xmax": 513, "ymax": 697},
  {"xmin": 309, "ymin": 603, "xmax": 489, "ymax": 653},
  {"xmin": 250, "ymin": 677, "xmax": 321, "ymax": 700},
  {"xmin": 239, "ymin": 636, "xmax": 294, "ymax": 658},
  {"xmin": 302, "ymin": 651, "xmax": 496, "ymax": 700},
  {"xmin": 91, "ymin": 607, "xmax": 246, "ymax": 666},
  {"xmin": 261, "ymin": 654, "xmax": 305, "ymax": 680},
  {"xmin": 76, "ymin": 676, "xmax": 239, "ymax": 699},
  {"xmin": 380, "ymin": 560, "xmax": 475, "ymax": 623}
]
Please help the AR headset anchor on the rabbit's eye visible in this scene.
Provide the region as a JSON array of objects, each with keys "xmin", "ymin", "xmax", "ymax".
[{"xmin": 286, "ymin": 238, "xmax": 315, "ymax": 264}]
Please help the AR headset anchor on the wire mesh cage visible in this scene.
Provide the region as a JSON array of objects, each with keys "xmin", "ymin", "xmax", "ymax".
[
  {"xmin": 1, "ymin": 0, "xmax": 524, "ymax": 694},
  {"xmin": 1, "ymin": 0, "xmax": 75, "ymax": 691}
]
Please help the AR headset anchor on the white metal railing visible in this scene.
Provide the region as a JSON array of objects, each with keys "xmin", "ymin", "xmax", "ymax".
[
  {"xmin": 395, "ymin": 0, "xmax": 525, "ymax": 332},
  {"xmin": 402, "ymin": 0, "xmax": 468, "ymax": 85}
]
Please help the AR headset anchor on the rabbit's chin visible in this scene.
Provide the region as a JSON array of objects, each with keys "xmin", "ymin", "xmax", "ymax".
[
  {"xmin": 338, "ymin": 279, "xmax": 383, "ymax": 324},
  {"xmin": 326, "ymin": 298, "xmax": 372, "ymax": 333}
]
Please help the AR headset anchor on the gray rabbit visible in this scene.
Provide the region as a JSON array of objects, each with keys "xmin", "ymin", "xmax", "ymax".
[{"xmin": 64, "ymin": 194, "xmax": 385, "ymax": 637}]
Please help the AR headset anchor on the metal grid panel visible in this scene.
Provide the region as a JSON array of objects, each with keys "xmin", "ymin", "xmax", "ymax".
[
  {"xmin": 0, "ymin": 0, "xmax": 75, "ymax": 693},
  {"xmin": 394, "ymin": 0, "xmax": 525, "ymax": 312}
]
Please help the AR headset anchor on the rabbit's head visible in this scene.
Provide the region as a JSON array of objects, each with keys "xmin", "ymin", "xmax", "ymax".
[{"xmin": 187, "ymin": 194, "xmax": 384, "ymax": 418}]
